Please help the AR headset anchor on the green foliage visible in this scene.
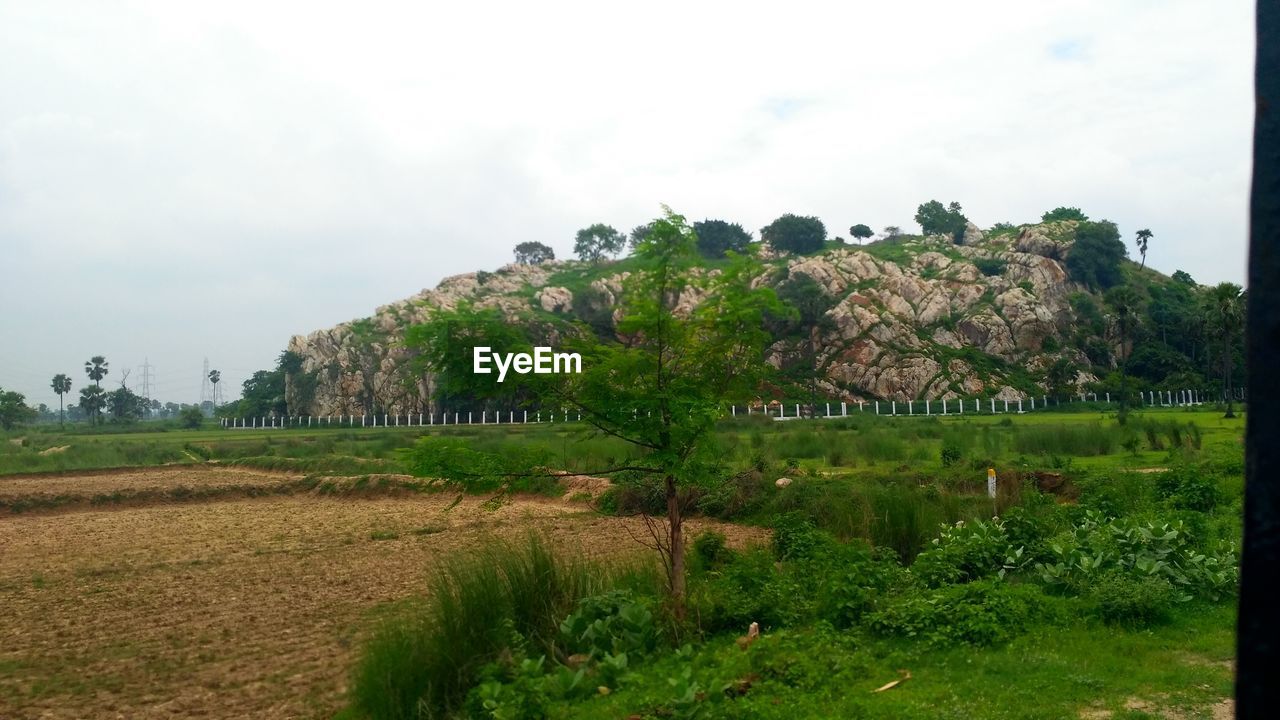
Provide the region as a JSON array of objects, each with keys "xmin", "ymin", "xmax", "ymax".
[
  {"xmin": 0, "ymin": 388, "xmax": 36, "ymax": 431},
  {"xmin": 691, "ymin": 530, "xmax": 731, "ymax": 569},
  {"xmin": 1011, "ymin": 423, "xmax": 1117, "ymax": 456},
  {"xmin": 1066, "ymin": 220, "xmax": 1126, "ymax": 289},
  {"xmin": 83, "ymin": 355, "xmax": 109, "ymax": 386},
  {"xmin": 1087, "ymin": 572, "xmax": 1174, "ymax": 627},
  {"xmin": 972, "ymin": 257, "xmax": 1007, "ymax": 276},
  {"xmin": 692, "ymin": 219, "xmax": 752, "ymax": 258},
  {"xmin": 760, "ymin": 214, "xmax": 826, "ymax": 255},
  {"xmin": 867, "ymin": 579, "xmax": 1046, "ymax": 646},
  {"xmin": 348, "ymin": 536, "xmax": 658, "ymax": 720},
  {"xmin": 106, "ymin": 387, "xmax": 146, "ymax": 422},
  {"xmin": 77, "ymin": 385, "xmax": 107, "ymax": 425},
  {"xmin": 848, "ymin": 223, "xmax": 873, "ymax": 243},
  {"xmin": 514, "ymin": 241, "xmax": 555, "ymax": 265},
  {"xmin": 914, "ymin": 200, "xmax": 968, "ymax": 243},
  {"xmin": 987, "ymin": 222, "xmax": 1019, "ymax": 237},
  {"xmin": 573, "ymin": 223, "xmax": 626, "ymax": 262},
  {"xmin": 940, "ymin": 440, "xmax": 962, "ymax": 467},
  {"xmin": 1044, "ymin": 357, "xmax": 1077, "ymax": 400},
  {"xmin": 179, "ymin": 406, "xmax": 204, "ymax": 429},
  {"xmin": 1041, "ymin": 207, "xmax": 1089, "ymax": 223},
  {"xmin": 1153, "ymin": 465, "xmax": 1219, "ymax": 511},
  {"xmin": 911, "ymin": 518, "xmax": 1029, "ymax": 587},
  {"xmin": 403, "ymin": 303, "xmax": 547, "ymax": 410},
  {"xmin": 770, "ymin": 512, "xmax": 824, "ymax": 560},
  {"xmin": 1035, "ymin": 511, "xmax": 1238, "ymax": 602},
  {"xmin": 560, "ymin": 589, "xmax": 660, "ymax": 659}
]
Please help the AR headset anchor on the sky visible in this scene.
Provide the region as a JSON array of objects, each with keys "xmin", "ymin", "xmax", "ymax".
[{"xmin": 0, "ymin": 0, "xmax": 1255, "ymax": 407}]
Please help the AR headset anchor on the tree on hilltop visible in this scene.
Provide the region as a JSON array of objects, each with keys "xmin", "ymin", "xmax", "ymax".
[
  {"xmin": 761, "ymin": 214, "xmax": 826, "ymax": 255},
  {"xmin": 849, "ymin": 224, "xmax": 873, "ymax": 245},
  {"xmin": 914, "ymin": 200, "xmax": 968, "ymax": 243},
  {"xmin": 513, "ymin": 241, "xmax": 555, "ymax": 265},
  {"xmin": 1135, "ymin": 229, "xmax": 1153, "ymax": 270},
  {"xmin": 692, "ymin": 219, "xmax": 752, "ymax": 258},
  {"xmin": 1041, "ymin": 207, "xmax": 1089, "ymax": 223},
  {"xmin": 574, "ymin": 224, "xmax": 626, "ymax": 262}
]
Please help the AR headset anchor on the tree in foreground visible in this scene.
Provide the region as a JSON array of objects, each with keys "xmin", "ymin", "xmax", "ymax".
[
  {"xmin": 1205, "ymin": 282, "xmax": 1245, "ymax": 418},
  {"xmin": 849, "ymin": 223, "xmax": 873, "ymax": 245},
  {"xmin": 573, "ymin": 223, "xmax": 626, "ymax": 262},
  {"xmin": 513, "ymin": 241, "xmax": 555, "ymax": 265},
  {"xmin": 692, "ymin": 219, "xmax": 751, "ymax": 258},
  {"xmin": 51, "ymin": 374, "xmax": 72, "ymax": 428},
  {"xmin": 0, "ymin": 388, "xmax": 36, "ymax": 431},
  {"xmin": 914, "ymin": 200, "xmax": 968, "ymax": 243},
  {"xmin": 1135, "ymin": 229, "xmax": 1153, "ymax": 270},
  {"xmin": 761, "ymin": 213, "xmax": 826, "ymax": 254},
  {"xmin": 406, "ymin": 208, "xmax": 781, "ymax": 615}
]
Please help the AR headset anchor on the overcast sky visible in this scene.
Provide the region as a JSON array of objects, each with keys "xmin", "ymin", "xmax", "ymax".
[{"xmin": 0, "ymin": 0, "xmax": 1255, "ymax": 407}]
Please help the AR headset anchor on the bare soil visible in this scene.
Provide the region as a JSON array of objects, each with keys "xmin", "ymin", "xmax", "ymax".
[{"xmin": 0, "ymin": 468, "xmax": 764, "ymax": 719}]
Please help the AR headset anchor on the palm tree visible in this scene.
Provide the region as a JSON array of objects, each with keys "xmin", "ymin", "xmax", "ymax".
[
  {"xmin": 83, "ymin": 356, "xmax": 108, "ymax": 423},
  {"xmin": 84, "ymin": 356, "xmax": 108, "ymax": 386},
  {"xmin": 1205, "ymin": 282, "xmax": 1244, "ymax": 417},
  {"xmin": 79, "ymin": 386, "xmax": 107, "ymax": 426},
  {"xmin": 1135, "ymin": 229, "xmax": 1153, "ymax": 269},
  {"xmin": 1105, "ymin": 285, "xmax": 1144, "ymax": 420},
  {"xmin": 208, "ymin": 370, "xmax": 221, "ymax": 408},
  {"xmin": 50, "ymin": 374, "xmax": 72, "ymax": 428}
]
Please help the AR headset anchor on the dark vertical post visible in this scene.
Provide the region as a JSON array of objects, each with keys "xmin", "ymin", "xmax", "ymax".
[{"xmin": 1240, "ymin": 2, "xmax": 1279, "ymax": 714}]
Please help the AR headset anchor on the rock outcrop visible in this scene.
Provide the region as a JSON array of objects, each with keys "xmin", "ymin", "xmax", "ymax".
[{"xmin": 286, "ymin": 222, "xmax": 1114, "ymax": 413}]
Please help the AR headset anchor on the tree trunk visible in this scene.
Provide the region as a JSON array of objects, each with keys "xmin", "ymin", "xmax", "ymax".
[
  {"xmin": 665, "ymin": 474, "xmax": 685, "ymax": 618},
  {"xmin": 1225, "ymin": 331, "xmax": 1236, "ymax": 418}
]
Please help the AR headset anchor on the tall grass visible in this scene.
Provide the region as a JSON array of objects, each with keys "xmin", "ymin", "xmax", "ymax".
[
  {"xmin": 1010, "ymin": 423, "xmax": 1117, "ymax": 456},
  {"xmin": 347, "ymin": 535, "xmax": 660, "ymax": 720},
  {"xmin": 761, "ymin": 478, "xmax": 995, "ymax": 561}
]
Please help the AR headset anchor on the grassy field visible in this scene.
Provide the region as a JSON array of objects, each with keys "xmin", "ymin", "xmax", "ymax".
[{"xmin": 0, "ymin": 406, "xmax": 1245, "ymax": 719}]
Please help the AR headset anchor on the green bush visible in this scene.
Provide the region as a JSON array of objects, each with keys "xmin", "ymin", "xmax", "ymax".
[
  {"xmin": 771, "ymin": 512, "xmax": 824, "ymax": 560},
  {"xmin": 867, "ymin": 579, "xmax": 1046, "ymax": 646},
  {"xmin": 691, "ymin": 530, "xmax": 732, "ymax": 569},
  {"xmin": 911, "ymin": 518, "xmax": 1027, "ymax": 587},
  {"xmin": 973, "ymin": 257, "xmax": 1007, "ymax": 276},
  {"xmin": 1088, "ymin": 572, "xmax": 1175, "ymax": 627},
  {"xmin": 1154, "ymin": 466, "xmax": 1219, "ymax": 511},
  {"xmin": 559, "ymin": 589, "xmax": 659, "ymax": 659},
  {"xmin": 179, "ymin": 407, "xmax": 204, "ymax": 429},
  {"xmin": 940, "ymin": 440, "xmax": 962, "ymax": 467},
  {"xmin": 1036, "ymin": 510, "xmax": 1238, "ymax": 602},
  {"xmin": 690, "ymin": 547, "xmax": 811, "ymax": 633}
]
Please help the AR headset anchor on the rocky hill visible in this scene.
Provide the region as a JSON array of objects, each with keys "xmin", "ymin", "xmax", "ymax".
[{"xmin": 286, "ymin": 221, "xmax": 1118, "ymax": 415}]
